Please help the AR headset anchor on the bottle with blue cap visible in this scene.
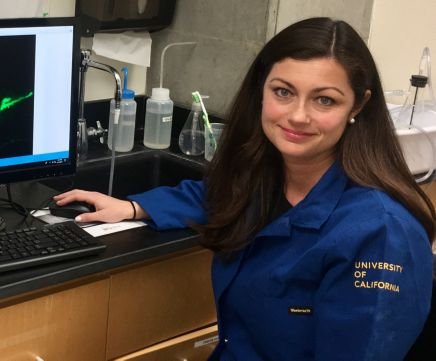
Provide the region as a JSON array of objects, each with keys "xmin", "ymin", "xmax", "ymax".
[{"xmin": 108, "ymin": 66, "xmax": 137, "ymax": 152}]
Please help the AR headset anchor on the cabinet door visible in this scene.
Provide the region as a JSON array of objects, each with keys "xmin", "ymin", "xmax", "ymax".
[
  {"xmin": 420, "ymin": 182, "xmax": 436, "ymax": 206},
  {"xmin": 106, "ymin": 249, "xmax": 216, "ymax": 359},
  {"xmin": 113, "ymin": 325, "xmax": 218, "ymax": 361},
  {"xmin": 0, "ymin": 279, "xmax": 110, "ymax": 361}
]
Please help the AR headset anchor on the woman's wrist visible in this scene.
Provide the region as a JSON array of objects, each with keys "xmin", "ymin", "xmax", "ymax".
[
  {"xmin": 124, "ymin": 199, "xmax": 149, "ymax": 221},
  {"xmin": 128, "ymin": 200, "xmax": 137, "ymax": 220}
]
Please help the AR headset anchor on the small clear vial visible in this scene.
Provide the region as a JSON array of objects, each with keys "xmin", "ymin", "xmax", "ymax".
[{"xmin": 143, "ymin": 88, "xmax": 174, "ymax": 149}]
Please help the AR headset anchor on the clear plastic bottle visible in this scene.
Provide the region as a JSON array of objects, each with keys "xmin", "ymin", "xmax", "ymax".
[
  {"xmin": 396, "ymin": 75, "xmax": 436, "ymax": 128},
  {"xmin": 395, "ymin": 48, "xmax": 436, "ymax": 128},
  {"xmin": 178, "ymin": 99, "xmax": 204, "ymax": 155},
  {"xmin": 108, "ymin": 67, "xmax": 137, "ymax": 152},
  {"xmin": 143, "ymin": 88, "xmax": 173, "ymax": 149}
]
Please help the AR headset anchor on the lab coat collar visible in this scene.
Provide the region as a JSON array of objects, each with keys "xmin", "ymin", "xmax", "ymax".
[
  {"xmin": 257, "ymin": 161, "xmax": 348, "ymax": 237},
  {"xmin": 290, "ymin": 161, "xmax": 348, "ymax": 228}
]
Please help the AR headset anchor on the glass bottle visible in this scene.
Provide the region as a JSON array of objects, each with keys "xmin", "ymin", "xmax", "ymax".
[{"xmin": 178, "ymin": 99, "xmax": 204, "ymax": 155}]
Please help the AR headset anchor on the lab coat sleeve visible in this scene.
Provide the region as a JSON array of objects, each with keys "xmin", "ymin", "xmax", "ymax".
[
  {"xmin": 127, "ymin": 180, "xmax": 206, "ymax": 230},
  {"xmin": 314, "ymin": 212, "xmax": 433, "ymax": 361}
]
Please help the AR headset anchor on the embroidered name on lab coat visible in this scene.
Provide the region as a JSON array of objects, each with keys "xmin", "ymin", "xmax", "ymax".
[
  {"xmin": 353, "ymin": 261, "xmax": 402, "ymax": 293},
  {"xmin": 288, "ymin": 306, "xmax": 313, "ymax": 315}
]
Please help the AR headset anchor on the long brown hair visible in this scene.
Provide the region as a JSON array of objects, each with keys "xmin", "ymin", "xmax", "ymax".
[{"xmin": 197, "ymin": 17, "xmax": 435, "ymax": 255}]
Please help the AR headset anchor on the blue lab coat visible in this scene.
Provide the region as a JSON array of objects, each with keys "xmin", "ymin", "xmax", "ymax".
[{"xmin": 128, "ymin": 162, "xmax": 433, "ymax": 361}]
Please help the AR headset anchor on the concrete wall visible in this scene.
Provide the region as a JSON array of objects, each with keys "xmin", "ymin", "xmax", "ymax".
[
  {"xmin": 146, "ymin": 0, "xmax": 374, "ymax": 117},
  {"xmin": 275, "ymin": 0, "xmax": 374, "ymax": 41},
  {"xmin": 1, "ymin": 0, "xmax": 378, "ymax": 118},
  {"xmin": 6, "ymin": 0, "xmax": 436, "ymax": 115},
  {"xmin": 145, "ymin": 0, "xmax": 274, "ymax": 116},
  {"xmin": 17, "ymin": 0, "xmax": 373, "ymax": 118}
]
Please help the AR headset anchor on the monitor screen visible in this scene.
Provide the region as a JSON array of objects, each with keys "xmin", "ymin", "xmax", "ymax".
[{"xmin": 0, "ymin": 17, "xmax": 79, "ymax": 184}]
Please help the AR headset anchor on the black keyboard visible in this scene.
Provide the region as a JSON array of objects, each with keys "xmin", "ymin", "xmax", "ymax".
[{"xmin": 0, "ymin": 221, "xmax": 106, "ymax": 273}]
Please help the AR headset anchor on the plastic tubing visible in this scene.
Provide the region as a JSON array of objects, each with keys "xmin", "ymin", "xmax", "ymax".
[
  {"xmin": 108, "ymin": 108, "xmax": 120, "ymax": 196},
  {"xmin": 407, "ymin": 124, "xmax": 436, "ymax": 183},
  {"xmin": 159, "ymin": 42, "xmax": 196, "ymax": 88}
]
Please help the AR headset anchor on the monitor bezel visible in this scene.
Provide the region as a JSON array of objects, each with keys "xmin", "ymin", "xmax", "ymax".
[{"xmin": 0, "ymin": 17, "xmax": 80, "ymax": 184}]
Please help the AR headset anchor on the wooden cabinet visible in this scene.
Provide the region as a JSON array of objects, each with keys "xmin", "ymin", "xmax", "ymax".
[
  {"xmin": 106, "ymin": 248, "xmax": 216, "ymax": 359},
  {"xmin": 420, "ymin": 181, "xmax": 436, "ymax": 250},
  {"xmin": 421, "ymin": 181, "xmax": 436, "ymax": 206},
  {"xmin": 0, "ymin": 278, "xmax": 110, "ymax": 361},
  {"xmin": 113, "ymin": 325, "xmax": 218, "ymax": 361}
]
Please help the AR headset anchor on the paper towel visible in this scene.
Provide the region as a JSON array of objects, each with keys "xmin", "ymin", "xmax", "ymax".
[{"xmin": 92, "ymin": 31, "xmax": 152, "ymax": 67}]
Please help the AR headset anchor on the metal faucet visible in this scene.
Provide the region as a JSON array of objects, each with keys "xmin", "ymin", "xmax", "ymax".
[{"xmin": 77, "ymin": 49, "xmax": 122, "ymax": 162}]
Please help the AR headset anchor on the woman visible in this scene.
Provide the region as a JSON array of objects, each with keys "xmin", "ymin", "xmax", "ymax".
[{"xmin": 56, "ymin": 18, "xmax": 435, "ymax": 360}]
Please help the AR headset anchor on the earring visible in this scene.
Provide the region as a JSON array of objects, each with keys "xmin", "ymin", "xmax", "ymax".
[{"xmin": 349, "ymin": 118, "xmax": 356, "ymax": 124}]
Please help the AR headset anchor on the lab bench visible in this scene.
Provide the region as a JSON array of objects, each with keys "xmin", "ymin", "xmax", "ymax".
[{"xmin": 0, "ymin": 146, "xmax": 217, "ymax": 361}]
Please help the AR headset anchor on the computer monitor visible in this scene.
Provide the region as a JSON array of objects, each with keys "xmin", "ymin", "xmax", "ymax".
[{"xmin": 0, "ymin": 17, "xmax": 79, "ymax": 185}]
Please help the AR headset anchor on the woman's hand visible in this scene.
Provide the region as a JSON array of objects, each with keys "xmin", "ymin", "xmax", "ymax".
[{"xmin": 53, "ymin": 189, "xmax": 144, "ymax": 223}]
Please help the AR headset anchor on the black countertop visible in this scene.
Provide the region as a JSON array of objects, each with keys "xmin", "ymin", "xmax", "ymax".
[
  {"xmin": 0, "ymin": 224, "xmax": 201, "ymax": 300},
  {"xmin": 0, "ymin": 145, "xmax": 208, "ymax": 300}
]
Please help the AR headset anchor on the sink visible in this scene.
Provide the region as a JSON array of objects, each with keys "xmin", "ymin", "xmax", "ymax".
[{"xmin": 41, "ymin": 151, "xmax": 205, "ymax": 198}]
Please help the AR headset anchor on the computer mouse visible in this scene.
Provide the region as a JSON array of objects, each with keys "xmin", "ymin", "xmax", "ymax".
[{"xmin": 49, "ymin": 201, "xmax": 96, "ymax": 219}]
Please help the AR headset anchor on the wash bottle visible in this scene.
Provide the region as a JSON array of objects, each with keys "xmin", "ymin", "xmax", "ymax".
[
  {"xmin": 108, "ymin": 67, "xmax": 137, "ymax": 152},
  {"xmin": 143, "ymin": 87, "xmax": 173, "ymax": 149}
]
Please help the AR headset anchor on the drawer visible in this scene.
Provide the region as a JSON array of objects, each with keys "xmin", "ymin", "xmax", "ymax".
[
  {"xmin": 0, "ymin": 279, "xmax": 109, "ymax": 361},
  {"xmin": 106, "ymin": 248, "xmax": 216, "ymax": 358},
  {"xmin": 113, "ymin": 324, "xmax": 218, "ymax": 361}
]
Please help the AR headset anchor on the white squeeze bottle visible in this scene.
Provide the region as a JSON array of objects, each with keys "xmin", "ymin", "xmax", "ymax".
[
  {"xmin": 108, "ymin": 67, "xmax": 137, "ymax": 152},
  {"xmin": 143, "ymin": 87, "xmax": 174, "ymax": 149}
]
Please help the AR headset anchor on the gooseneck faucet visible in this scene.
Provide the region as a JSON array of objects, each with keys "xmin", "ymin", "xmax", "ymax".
[{"xmin": 77, "ymin": 49, "xmax": 122, "ymax": 162}]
